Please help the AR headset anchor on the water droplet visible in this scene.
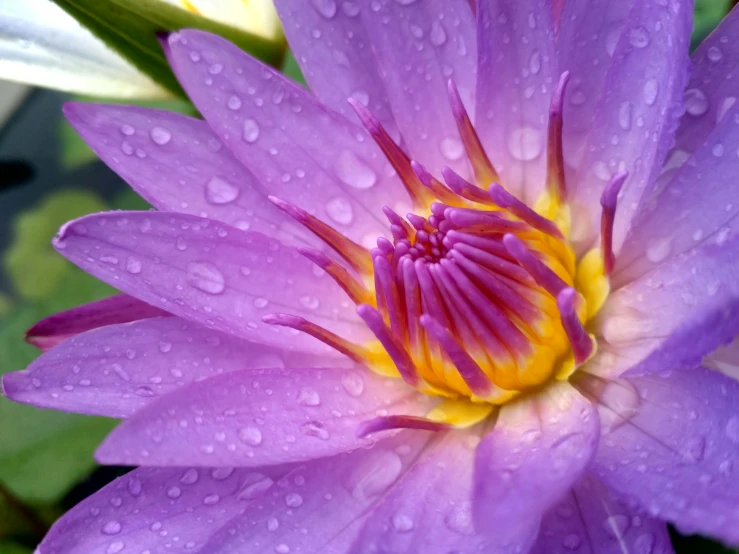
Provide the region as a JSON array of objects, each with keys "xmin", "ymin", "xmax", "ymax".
[
  {"xmin": 528, "ymin": 50, "xmax": 542, "ymax": 75},
  {"xmin": 135, "ymin": 386, "xmax": 155, "ymax": 397},
  {"xmin": 239, "ymin": 426, "xmax": 263, "ymax": 446},
  {"xmin": 508, "ymin": 127, "xmax": 543, "ymax": 161},
  {"xmin": 341, "ymin": 372, "xmax": 365, "ymax": 397},
  {"xmin": 180, "ymin": 468, "xmax": 199, "ymax": 484},
  {"xmin": 205, "ymin": 176, "xmax": 240, "ymax": 205},
  {"xmin": 127, "ymin": 477, "xmax": 142, "ymax": 496},
  {"xmin": 716, "ymin": 96, "xmax": 736, "ymax": 122},
  {"xmin": 120, "ymin": 124, "xmax": 134, "ymax": 136},
  {"xmin": 297, "ymin": 387, "xmax": 321, "ymax": 406},
  {"xmin": 646, "ymin": 237, "xmax": 672, "ymax": 263},
  {"xmin": 342, "ymin": 1, "xmax": 360, "ymax": 16},
  {"xmin": 275, "ymin": 545, "xmax": 290, "ymax": 554},
  {"xmin": 186, "ymin": 262, "xmax": 225, "ymax": 294},
  {"xmin": 430, "ymin": 21, "xmax": 447, "ymax": 46},
  {"xmin": 334, "ymin": 150, "xmax": 377, "ymax": 190},
  {"xmin": 202, "ymin": 493, "xmax": 220, "ymax": 505},
  {"xmin": 299, "ymin": 296, "xmax": 319, "ymax": 309},
  {"xmin": 242, "ymin": 119, "xmax": 260, "ymax": 143},
  {"xmin": 725, "ymin": 416, "xmax": 739, "ymax": 444},
  {"xmin": 301, "ymin": 421, "xmax": 330, "ymax": 440},
  {"xmin": 125, "ymin": 256, "xmax": 142, "ymax": 274},
  {"xmin": 102, "ymin": 521, "xmax": 122, "ymax": 535},
  {"xmin": 684, "ymin": 88, "xmax": 709, "ymax": 116},
  {"xmin": 150, "ymin": 127, "xmax": 172, "ymax": 145},
  {"xmin": 253, "ymin": 297, "xmax": 269, "ymax": 308},
  {"xmin": 310, "ymin": 0, "xmax": 337, "ymax": 18},
  {"xmin": 227, "ymin": 95, "xmax": 242, "ymax": 110},
  {"xmin": 707, "ymin": 46, "xmax": 723, "ymax": 62},
  {"xmin": 167, "ymin": 485, "xmax": 182, "ymax": 499},
  {"xmin": 284, "ymin": 492, "xmax": 303, "ymax": 507},
  {"xmin": 347, "ymin": 451, "xmax": 403, "ymax": 500},
  {"xmin": 325, "ymin": 197, "xmax": 354, "ymax": 225},
  {"xmin": 643, "ymin": 79, "xmax": 659, "ymax": 106},
  {"xmin": 619, "ymin": 101, "xmax": 633, "ymax": 130},
  {"xmin": 392, "ymin": 513, "xmax": 414, "ymax": 532},
  {"xmin": 712, "ymin": 144, "xmax": 725, "ymax": 157},
  {"xmin": 107, "ymin": 542, "xmax": 125, "ymax": 554},
  {"xmin": 267, "ymin": 517, "xmax": 280, "ymax": 531},
  {"xmin": 562, "ymin": 533, "xmax": 582, "ymax": 550},
  {"xmin": 440, "ymin": 137, "xmax": 464, "ymax": 161},
  {"xmin": 629, "ymin": 27, "xmax": 650, "ymax": 48},
  {"xmin": 444, "ymin": 501, "xmax": 473, "ymax": 534},
  {"xmin": 237, "ymin": 473, "xmax": 274, "ymax": 500}
]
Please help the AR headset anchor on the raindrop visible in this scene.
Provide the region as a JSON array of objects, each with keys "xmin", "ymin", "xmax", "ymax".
[
  {"xmin": 646, "ymin": 237, "xmax": 672, "ymax": 263},
  {"xmin": 325, "ymin": 197, "xmax": 354, "ymax": 225},
  {"xmin": 528, "ymin": 50, "xmax": 542, "ymax": 75},
  {"xmin": 392, "ymin": 513, "xmax": 414, "ymax": 532},
  {"xmin": 725, "ymin": 416, "xmax": 739, "ymax": 444},
  {"xmin": 211, "ymin": 467, "xmax": 235, "ymax": 480},
  {"xmin": 347, "ymin": 451, "xmax": 403, "ymax": 500},
  {"xmin": 299, "ymin": 296, "xmax": 319, "ymax": 309},
  {"xmin": 707, "ymin": 46, "xmax": 723, "ymax": 62},
  {"xmin": 267, "ymin": 517, "xmax": 280, "ymax": 531},
  {"xmin": 107, "ymin": 542, "xmax": 125, "ymax": 554},
  {"xmin": 205, "ymin": 176, "xmax": 240, "ymax": 205},
  {"xmin": 242, "ymin": 119, "xmax": 260, "ymax": 143},
  {"xmin": 284, "ymin": 492, "xmax": 303, "ymax": 507},
  {"xmin": 180, "ymin": 468, "xmax": 199, "ymax": 484},
  {"xmin": 716, "ymin": 96, "xmax": 736, "ymax": 122},
  {"xmin": 334, "ymin": 150, "xmax": 377, "ymax": 190},
  {"xmin": 444, "ymin": 502, "xmax": 473, "ymax": 534},
  {"xmin": 629, "ymin": 27, "xmax": 650, "ymax": 48},
  {"xmin": 342, "ymin": 2, "xmax": 360, "ymax": 16},
  {"xmin": 507, "ymin": 127, "xmax": 543, "ymax": 161},
  {"xmin": 297, "ymin": 387, "xmax": 321, "ymax": 406},
  {"xmin": 239, "ymin": 426, "xmax": 263, "ymax": 446},
  {"xmin": 237, "ymin": 473, "xmax": 274, "ymax": 500},
  {"xmin": 684, "ymin": 88, "xmax": 709, "ymax": 116},
  {"xmin": 167, "ymin": 486, "xmax": 182, "ymax": 499},
  {"xmin": 150, "ymin": 127, "xmax": 172, "ymax": 145},
  {"xmin": 562, "ymin": 533, "xmax": 582, "ymax": 550},
  {"xmin": 227, "ymin": 95, "xmax": 242, "ymax": 110},
  {"xmin": 202, "ymin": 493, "xmax": 220, "ymax": 505},
  {"xmin": 643, "ymin": 79, "xmax": 659, "ymax": 106},
  {"xmin": 430, "ymin": 21, "xmax": 447, "ymax": 46},
  {"xmin": 618, "ymin": 101, "xmax": 633, "ymax": 130},
  {"xmin": 125, "ymin": 257, "xmax": 142, "ymax": 274},
  {"xmin": 301, "ymin": 421, "xmax": 330, "ymax": 440},
  {"xmin": 341, "ymin": 372, "xmax": 365, "ymax": 397},
  {"xmin": 275, "ymin": 545, "xmax": 290, "ymax": 554},
  {"xmin": 102, "ymin": 521, "xmax": 122, "ymax": 535},
  {"xmin": 440, "ymin": 137, "xmax": 464, "ymax": 161},
  {"xmin": 186, "ymin": 262, "xmax": 226, "ymax": 294},
  {"xmin": 120, "ymin": 124, "xmax": 134, "ymax": 136},
  {"xmin": 310, "ymin": 0, "xmax": 337, "ymax": 18}
]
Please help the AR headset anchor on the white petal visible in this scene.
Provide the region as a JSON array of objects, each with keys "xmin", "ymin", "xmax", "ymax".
[
  {"xmin": 164, "ymin": 0, "xmax": 284, "ymax": 40},
  {"xmin": 0, "ymin": 0, "xmax": 168, "ymax": 98}
]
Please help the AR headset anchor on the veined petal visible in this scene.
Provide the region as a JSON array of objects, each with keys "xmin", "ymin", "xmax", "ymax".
[
  {"xmin": 167, "ymin": 29, "xmax": 408, "ymax": 245},
  {"xmin": 53, "ymin": 211, "xmax": 370, "ymax": 354},
  {"xmin": 594, "ymin": 236, "xmax": 739, "ymax": 379},
  {"xmin": 25, "ymin": 294, "xmax": 168, "ymax": 351},
  {"xmin": 274, "ymin": 0, "xmax": 400, "ymax": 138},
  {"xmin": 670, "ymin": 5, "xmax": 739, "ymax": 164},
  {"xmin": 587, "ymin": 367, "xmax": 739, "ymax": 544},
  {"xmin": 615, "ymin": 98, "xmax": 739, "ymax": 285},
  {"xmin": 197, "ymin": 431, "xmax": 436, "ymax": 553},
  {"xmin": 63, "ymin": 103, "xmax": 315, "ymax": 248},
  {"xmin": 36, "ymin": 465, "xmax": 280, "ymax": 554},
  {"xmin": 4, "ymin": 317, "xmax": 346, "ymax": 418},
  {"xmin": 475, "ymin": 0, "xmax": 557, "ymax": 202},
  {"xmin": 569, "ymin": 0, "xmax": 693, "ymax": 250},
  {"xmin": 350, "ymin": 430, "xmax": 495, "ymax": 554},
  {"xmin": 0, "ymin": 0, "xmax": 166, "ymax": 98},
  {"xmin": 96, "ymin": 367, "xmax": 433, "ymax": 467},
  {"xmin": 531, "ymin": 474, "xmax": 674, "ymax": 554},
  {"xmin": 473, "ymin": 382, "xmax": 600, "ymax": 552},
  {"xmin": 358, "ymin": 0, "xmax": 477, "ymax": 178}
]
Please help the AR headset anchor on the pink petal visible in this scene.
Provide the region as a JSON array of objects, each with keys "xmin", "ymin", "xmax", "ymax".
[
  {"xmin": 95, "ymin": 367, "xmax": 432, "ymax": 467},
  {"xmin": 53, "ymin": 211, "xmax": 370, "ymax": 353},
  {"xmin": 167, "ymin": 29, "xmax": 408, "ymax": 245},
  {"xmin": 25, "ymin": 294, "xmax": 168, "ymax": 351},
  {"xmin": 4, "ymin": 317, "xmax": 346, "ymax": 418}
]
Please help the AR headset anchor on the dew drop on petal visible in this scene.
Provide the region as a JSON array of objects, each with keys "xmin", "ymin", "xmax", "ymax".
[
  {"xmin": 392, "ymin": 513, "xmax": 414, "ymax": 532},
  {"xmin": 645, "ymin": 237, "xmax": 672, "ymax": 263},
  {"xmin": 310, "ymin": 0, "xmax": 337, "ymax": 18},
  {"xmin": 325, "ymin": 197, "xmax": 354, "ymax": 225},
  {"xmin": 227, "ymin": 95, "xmax": 242, "ymax": 110},
  {"xmin": 643, "ymin": 79, "xmax": 659, "ymax": 106},
  {"xmin": 707, "ymin": 46, "xmax": 723, "ymax": 62},
  {"xmin": 618, "ymin": 101, "xmax": 633, "ymax": 131},
  {"xmin": 297, "ymin": 387, "xmax": 321, "ymax": 406},
  {"xmin": 334, "ymin": 150, "xmax": 377, "ymax": 190},
  {"xmin": 346, "ymin": 451, "xmax": 403, "ymax": 500},
  {"xmin": 725, "ymin": 416, "xmax": 739, "ymax": 444},
  {"xmin": 508, "ymin": 127, "xmax": 543, "ymax": 161},
  {"xmin": 629, "ymin": 27, "xmax": 650, "ymax": 48},
  {"xmin": 440, "ymin": 137, "xmax": 464, "ymax": 161},
  {"xmin": 186, "ymin": 262, "xmax": 226, "ymax": 295},
  {"xmin": 205, "ymin": 176, "xmax": 240, "ymax": 205},
  {"xmin": 284, "ymin": 492, "xmax": 303, "ymax": 507},
  {"xmin": 300, "ymin": 420, "xmax": 330, "ymax": 440},
  {"xmin": 242, "ymin": 119, "xmax": 260, "ymax": 143},
  {"xmin": 716, "ymin": 96, "xmax": 736, "ymax": 122},
  {"xmin": 341, "ymin": 372, "xmax": 365, "ymax": 397},
  {"xmin": 430, "ymin": 21, "xmax": 447, "ymax": 46},
  {"xmin": 239, "ymin": 426, "xmax": 263, "ymax": 446},
  {"xmin": 562, "ymin": 533, "xmax": 582, "ymax": 550},
  {"xmin": 102, "ymin": 521, "xmax": 122, "ymax": 535},
  {"xmin": 126, "ymin": 256, "xmax": 142, "ymax": 274},
  {"xmin": 528, "ymin": 50, "xmax": 542, "ymax": 75},
  {"xmin": 684, "ymin": 88, "xmax": 709, "ymax": 116},
  {"xmin": 150, "ymin": 127, "xmax": 172, "ymax": 145}
]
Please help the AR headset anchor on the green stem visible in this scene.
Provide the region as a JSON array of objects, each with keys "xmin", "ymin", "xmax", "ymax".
[{"xmin": 0, "ymin": 480, "xmax": 47, "ymax": 540}]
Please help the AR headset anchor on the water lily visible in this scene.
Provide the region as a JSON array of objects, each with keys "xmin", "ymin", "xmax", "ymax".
[
  {"xmin": 0, "ymin": 0, "xmax": 282, "ymax": 98},
  {"xmin": 5, "ymin": 0, "xmax": 739, "ymax": 552}
]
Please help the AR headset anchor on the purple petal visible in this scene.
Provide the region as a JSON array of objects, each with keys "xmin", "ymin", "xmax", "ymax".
[
  {"xmin": 475, "ymin": 0, "xmax": 556, "ymax": 202},
  {"xmin": 358, "ymin": 0, "xmax": 477, "ymax": 178},
  {"xmin": 531, "ymin": 473, "xmax": 674, "ymax": 554},
  {"xmin": 37, "ymin": 466, "xmax": 280, "ymax": 554},
  {"xmin": 274, "ymin": 0, "xmax": 400, "ymax": 138},
  {"xmin": 198, "ymin": 430, "xmax": 435, "ymax": 553},
  {"xmin": 350, "ymin": 430, "xmax": 495, "ymax": 553},
  {"xmin": 569, "ymin": 0, "xmax": 693, "ymax": 250},
  {"xmin": 587, "ymin": 366, "xmax": 739, "ymax": 544},
  {"xmin": 63, "ymin": 103, "xmax": 314, "ymax": 247},
  {"xmin": 96, "ymin": 367, "xmax": 432, "ymax": 467},
  {"xmin": 3, "ymin": 317, "xmax": 346, "ymax": 418},
  {"xmin": 25, "ymin": 294, "xmax": 168, "ymax": 351},
  {"xmin": 615, "ymin": 99, "xmax": 739, "ymax": 285},
  {"xmin": 473, "ymin": 383, "xmax": 600, "ymax": 551},
  {"xmin": 670, "ymin": 6, "xmax": 739, "ymax": 162},
  {"xmin": 594, "ymin": 236, "xmax": 739, "ymax": 378},
  {"xmin": 53, "ymin": 211, "xmax": 370, "ymax": 354},
  {"xmin": 167, "ymin": 29, "xmax": 408, "ymax": 245},
  {"xmin": 556, "ymin": 0, "xmax": 633, "ymax": 201}
]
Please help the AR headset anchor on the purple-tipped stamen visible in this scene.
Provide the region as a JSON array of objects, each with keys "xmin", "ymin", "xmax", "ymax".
[
  {"xmin": 503, "ymin": 234, "xmax": 569, "ymax": 297},
  {"xmin": 441, "ymin": 166, "xmax": 495, "ymax": 205},
  {"xmin": 547, "ymin": 71, "xmax": 571, "ymax": 200},
  {"xmin": 357, "ymin": 414, "xmax": 449, "ymax": 438},
  {"xmin": 599, "ymin": 172, "xmax": 628, "ymax": 276},
  {"xmin": 489, "ymin": 183, "xmax": 564, "ymax": 239},
  {"xmin": 411, "ymin": 161, "xmax": 461, "ymax": 205},
  {"xmin": 556, "ymin": 288, "xmax": 595, "ymax": 365}
]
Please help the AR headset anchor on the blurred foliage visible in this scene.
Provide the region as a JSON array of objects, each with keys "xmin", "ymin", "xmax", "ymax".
[{"xmin": 0, "ymin": 0, "xmax": 736, "ymax": 552}]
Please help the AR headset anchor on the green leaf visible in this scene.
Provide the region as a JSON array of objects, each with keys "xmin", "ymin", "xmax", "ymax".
[
  {"xmin": 691, "ymin": 0, "xmax": 732, "ymax": 50},
  {"xmin": 282, "ymin": 50, "xmax": 306, "ymax": 86},
  {"xmin": 3, "ymin": 190, "xmax": 108, "ymax": 300},
  {"xmin": 50, "ymin": 0, "xmax": 286, "ymax": 97}
]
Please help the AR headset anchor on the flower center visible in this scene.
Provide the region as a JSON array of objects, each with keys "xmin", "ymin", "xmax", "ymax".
[{"xmin": 265, "ymin": 73, "xmax": 624, "ymax": 426}]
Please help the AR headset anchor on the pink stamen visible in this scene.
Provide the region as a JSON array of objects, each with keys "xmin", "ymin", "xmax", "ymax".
[
  {"xmin": 411, "ymin": 161, "xmax": 462, "ymax": 205},
  {"xmin": 599, "ymin": 172, "xmax": 628, "ymax": 276},
  {"xmin": 357, "ymin": 415, "xmax": 449, "ymax": 438},
  {"xmin": 556, "ymin": 288, "xmax": 595, "ymax": 365},
  {"xmin": 547, "ymin": 71, "xmax": 570, "ymax": 200},
  {"xmin": 503, "ymin": 234, "xmax": 568, "ymax": 297},
  {"xmin": 420, "ymin": 315, "xmax": 497, "ymax": 397},
  {"xmin": 348, "ymin": 99, "xmax": 435, "ymax": 208},
  {"xmin": 373, "ymin": 255, "xmax": 406, "ymax": 335},
  {"xmin": 269, "ymin": 196, "xmax": 373, "ymax": 275},
  {"xmin": 357, "ymin": 304, "xmax": 421, "ymax": 387},
  {"xmin": 441, "ymin": 166, "xmax": 496, "ymax": 205},
  {"xmin": 447, "ymin": 79, "xmax": 499, "ymax": 186},
  {"xmin": 489, "ymin": 183, "xmax": 564, "ymax": 239}
]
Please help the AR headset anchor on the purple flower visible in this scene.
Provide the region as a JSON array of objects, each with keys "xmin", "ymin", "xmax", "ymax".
[{"xmin": 5, "ymin": 0, "xmax": 739, "ymax": 552}]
